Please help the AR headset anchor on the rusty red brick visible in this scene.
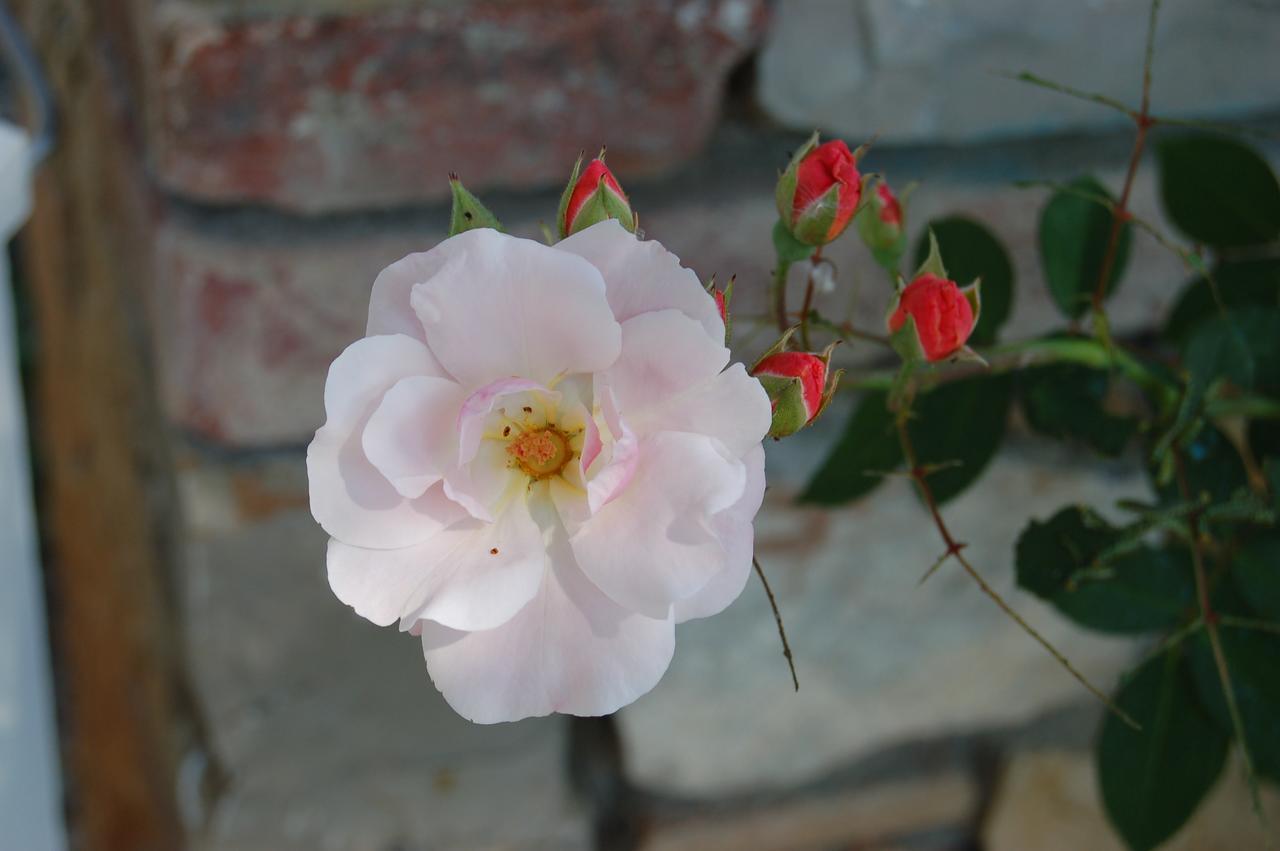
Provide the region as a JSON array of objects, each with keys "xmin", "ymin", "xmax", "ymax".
[{"xmin": 134, "ymin": 0, "xmax": 766, "ymax": 212}]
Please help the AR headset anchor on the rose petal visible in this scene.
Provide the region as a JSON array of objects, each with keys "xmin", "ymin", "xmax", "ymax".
[
  {"xmin": 674, "ymin": 444, "xmax": 766, "ymax": 622},
  {"xmin": 443, "ymin": 438, "xmax": 522, "ymax": 523},
  {"xmin": 367, "ymin": 245, "xmax": 455, "ymax": 345},
  {"xmin": 409, "ymin": 229, "xmax": 621, "ymax": 388},
  {"xmin": 362, "ymin": 375, "xmax": 467, "ymax": 499},
  {"xmin": 419, "ymin": 519, "xmax": 674, "ymax": 724},
  {"xmin": 568, "ymin": 431, "xmax": 746, "ymax": 619},
  {"xmin": 628, "ymin": 363, "xmax": 772, "ymax": 458},
  {"xmin": 600, "ymin": 310, "xmax": 729, "ymax": 417},
  {"xmin": 308, "ymin": 336, "xmax": 463, "ymax": 549},
  {"xmin": 556, "ymin": 220, "xmax": 724, "ymax": 343},
  {"xmin": 329, "ymin": 489, "xmax": 545, "ymax": 632}
]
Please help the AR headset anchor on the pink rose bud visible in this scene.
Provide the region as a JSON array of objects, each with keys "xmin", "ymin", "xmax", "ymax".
[
  {"xmin": 751, "ymin": 343, "xmax": 842, "ymax": 439},
  {"xmin": 557, "ymin": 153, "xmax": 636, "ymax": 238},
  {"xmin": 887, "ymin": 273, "xmax": 978, "ymax": 362},
  {"xmin": 775, "ymin": 133, "xmax": 862, "ymax": 246}
]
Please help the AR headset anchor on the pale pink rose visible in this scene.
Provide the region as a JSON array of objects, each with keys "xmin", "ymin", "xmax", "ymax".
[{"xmin": 308, "ymin": 220, "xmax": 771, "ymax": 723}]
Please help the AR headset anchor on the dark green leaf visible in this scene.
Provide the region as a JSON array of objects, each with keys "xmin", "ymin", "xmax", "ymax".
[
  {"xmin": 773, "ymin": 219, "xmax": 815, "ymax": 265},
  {"xmin": 1233, "ymin": 536, "xmax": 1280, "ymax": 620},
  {"xmin": 1187, "ymin": 626, "xmax": 1280, "ymax": 779},
  {"xmin": 1019, "ymin": 363, "xmax": 1136, "ymax": 456},
  {"xmin": 1153, "ymin": 426, "xmax": 1249, "ymax": 508},
  {"xmin": 1015, "ymin": 506, "xmax": 1116, "ymax": 599},
  {"xmin": 912, "ymin": 217, "xmax": 1013, "ymax": 345},
  {"xmin": 1015, "ymin": 507, "xmax": 1194, "ymax": 633},
  {"xmin": 1164, "ymin": 258, "xmax": 1280, "ymax": 345},
  {"xmin": 800, "ymin": 390, "xmax": 902, "ymax": 505},
  {"xmin": 1174, "ymin": 310, "xmax": 1280, "ymax": 445},
  {"xmin": 909, "ymin": 374, "xmax": 1013, "ymax": 504},
  {"xmin": 1097, "ymin": 649, "xmax": 1229, "ymax": 851},
  {"xmin": 1158, "ymin": 135, "xmax": 1280, "ymax": 248},
  {"xmin": 1039, "ymin": 176, "xmax": 1131, "ymax": 319},
  {"xmin": 1054, "ymin": 549, "xmax": 1196, "ymax": 635}
]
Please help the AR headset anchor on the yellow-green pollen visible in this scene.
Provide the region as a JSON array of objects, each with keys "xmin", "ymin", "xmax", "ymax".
[{"xmin": 506, "ymin": 426, "xmax": 573, "ymax": 479}]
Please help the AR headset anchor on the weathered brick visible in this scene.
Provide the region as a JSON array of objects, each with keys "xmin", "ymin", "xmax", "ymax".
[
  {"xmin": 149, "ymin": 155, "xmax": 1186, "ymax": 447},
  {"xmin": 129, "ymin": 0, "xmax": 765, "ymax": 211}
]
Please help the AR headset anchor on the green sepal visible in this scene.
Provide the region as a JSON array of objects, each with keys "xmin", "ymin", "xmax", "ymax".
[
  {"xmin": 912, "ymin": 229, "xmax": 949, "ymax": 280},
  {"xmin": 792, "ymin": 182, "xmax": 843, "ymax": 246},
  {"xmin": 706, "ymin": 274, "xmax": 735, "ymax": 345},
  {"xmin": 555, "ymin": 152, "xmax": 586, "ymax": 239},
  {"xmin": 772, "ymin": 220, "xmax": 815, "ymax": 269},
  {"xmin": 775, "ymin": 130, "xmax": 820, "ymax": 224},
  {"xmin": 757, "ymin": 374, "xmax": 810, "ymax": 439},
  {"xmin": 960, "ymin": 278, "xmax": 982, "ymax": 330},
  {"xmin": 888, "ymin": 310, "xmax": 928, "ymax": 366},
  {"xmin": 448, "ymin": 174, "xmax": 503, "ymax": 236},
  {"xmin": 752, "ymin": 326, "xmax": 799, "ymax": 370}
]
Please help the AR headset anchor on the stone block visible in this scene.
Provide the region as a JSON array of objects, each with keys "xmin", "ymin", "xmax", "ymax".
[
  {"xmin": 983, "ymin": 750, "xmax": 1280, "ymax": 851},
  {"xmin": 617, "ymin": 434, "xmax": 1151, "ymax": 796},
  {"xmin": 758, "ymin": 0, "xmax": 1280, "ymax": 143},
  {"xmin": 126, "ymin": 0, "xmax": 765, "ymax": 211},
  {"xmin": 178, "ymin": 452, "xmax": 589, "ymax": 850}
]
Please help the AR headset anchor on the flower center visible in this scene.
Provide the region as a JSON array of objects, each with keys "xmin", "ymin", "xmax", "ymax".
[{"xmin": 507, "ymin": 426, "xmax": 573, "ymax": 479}]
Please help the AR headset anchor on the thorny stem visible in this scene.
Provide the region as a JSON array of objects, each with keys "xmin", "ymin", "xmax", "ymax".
[
  {"xmin": 1090, "ymin": 0, "xmax": 1162, "ymax": 335},
  {"xmin": 753, "ymin": 556, "xmax": 799, "ymax": 691},
  {"xmin": 1173, "ymin": 450, "xmax": 1271, "ymax": 840},
  {"xmin": 1219, "ymin": 615, "xmax": 1280, "ymax": 637},
  {"xmin": 772, "ymin": 261, "xmax": 791, "ymax": 334},
  {"xmin": 893, "ymin": 383, "xmax": 1141, "ymax": 730},
  {"xmin": 798, "ymin": 247, "xmax": 823, "ymax": 350}
]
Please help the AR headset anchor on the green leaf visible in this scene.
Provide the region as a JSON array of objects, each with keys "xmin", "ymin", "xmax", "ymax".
[
  {"xmin": 909, "ymin": 374, "xmax": 1013, "ymax": 504},
  {"xmin": 773, "ymin": 219, "xmax": 815, "ymax": 265},
  {"xmin": 1015, "ymin": 506, "xmax": 1116, "ymax": 599},
  {"xmin": 448, "ymin": 176, "xmax": 503, "ymax": 235},
  {"xmin": 1187, "ymin": 625, "xmax": 1280, "ymax": 779},
  {"xmin": 1164, "ymin": 258, "xmax": 1280, "ymax": 345},
  {"xmin": 1158, "ymin": 135, "xmax": 1280, "ymax": 248},
  {"xmin": 1233, "ymin": 536, "xmax": 1280, "ymax": 620},
  {"xmin": 1097, "ymin": 649, "xmax": 1229, "ymax": 851},
  {"xmin": 1015, "ymin": 507, "xmax": 1194, "ymax": 633},
  {"xmin": 1177, "ymin": 309, "xmax": 1280, "ymax": 430},
  {"xmin": 1153, "ymin": 425, "xmax": 1249, "ymax": 507},
  {"xmin": 912, "ymin": 217, "xmax": 1013, "ymax": 345},
  {"xmin": 800, "ymin": 390, "xmax": 902, "ymax": 505},
  {"xmin": 1019, "ymin": 363, "xmax": 1136, "ymax": 456},
  {"xmin": 1039, "ymin": 176, "xmax": 1131, "ymax": 320}
]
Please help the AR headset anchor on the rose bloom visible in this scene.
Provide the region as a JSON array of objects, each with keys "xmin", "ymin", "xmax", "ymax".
[{"xmin": 308, "ymin": 220, "xmax": 771, "ymax": 723}]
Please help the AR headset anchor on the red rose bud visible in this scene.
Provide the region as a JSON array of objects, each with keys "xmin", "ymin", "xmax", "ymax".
[
  {"xmin": 775, "ymin": 132, "xmax": 862, "ymax": 246},
  {"xmin": 887, "ymin": 273, "xmax": 979, "ymax": 362},
  {"xmin": 705, "ymin": 275, "xmax": 734, "ymax": 344},
  {"xmin": 557, "ymin": 153, "xmax": 636, "ymax": 238},
  {"xmin": 751, "ymin": 342, "xmax": 842, "ymax": 439},
  {"xmin": 875, "ymin": 182, "xmax": 902, "ymax": 228},
  {"xmin": 855, "ymin": 177, "xmax": 907, "ymax": 266}
]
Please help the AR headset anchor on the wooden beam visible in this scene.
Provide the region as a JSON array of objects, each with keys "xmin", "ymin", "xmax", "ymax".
[{"xmin": 12, "ymin": 2, "xmax": 196, "ymax": 847}]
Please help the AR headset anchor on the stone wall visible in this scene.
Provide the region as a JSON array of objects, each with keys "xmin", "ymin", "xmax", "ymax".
[{"xmin": 23, "ymin": 0, "xmax": 1280, "ymax": 848}]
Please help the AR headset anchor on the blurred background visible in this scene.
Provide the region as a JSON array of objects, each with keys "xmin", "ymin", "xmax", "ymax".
[{"xmin": 1, "ymin": 1, "xmax": 1279, "ymax": 849}]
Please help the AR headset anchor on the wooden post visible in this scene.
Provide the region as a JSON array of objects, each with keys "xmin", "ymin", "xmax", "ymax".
[{"xmin": 12, "ymin": 2, "xmax": 205, "ymax": 847}]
